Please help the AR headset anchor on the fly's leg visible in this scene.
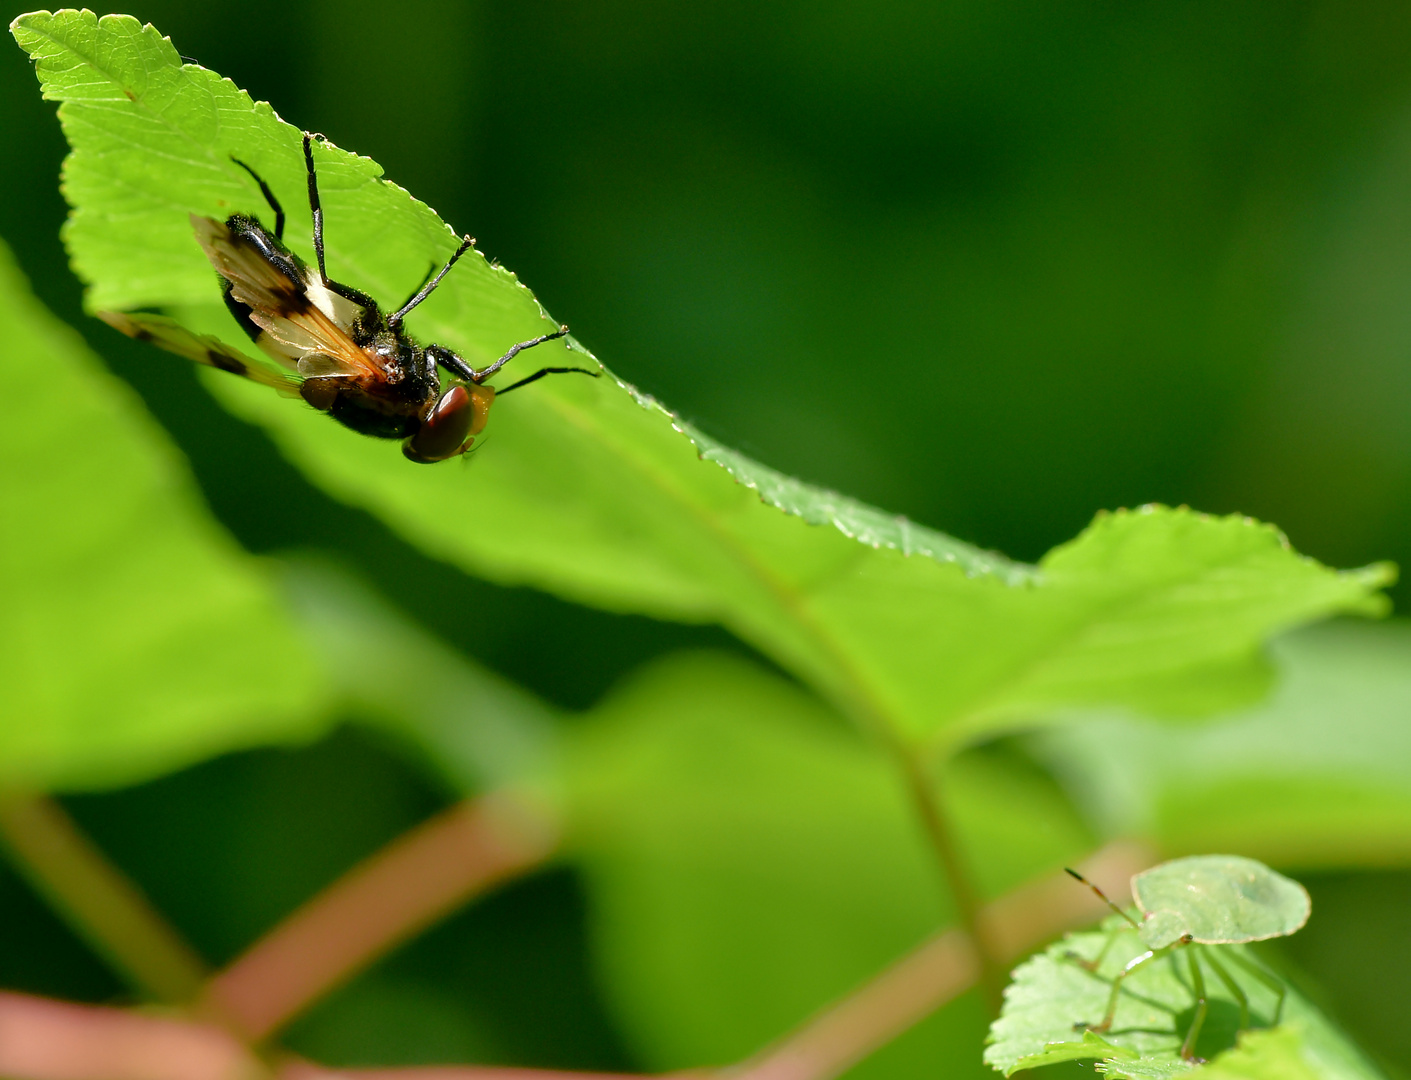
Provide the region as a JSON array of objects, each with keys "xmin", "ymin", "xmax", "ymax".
[
  {"xmin": 1179, "ymin": 950, "xmax": 1208, "ymax": 1062},
  {"xmin": 426, "ymin": 327, "xmax": 576, "ymax": 385},
  {"xmin": 303, "ymin": 132, "xmax": 328, "ymax": 281},
  {"xmin": 301, "ymin": 132, "xmax": 379, "ymax": 310},
  {"xmin": 389, "ymin": 235, "xmax": 475, "ymax": 328},
  {"xmin": 396, "ymin": 261, "xmax": 438, "ymax": 312},
  {"xmin": 230, "ymin": 157, "xmax": 286, "ymax": 240},
  {"xmin": 470, "ymin": 326, "xmax": 572, "ymax": 382}
]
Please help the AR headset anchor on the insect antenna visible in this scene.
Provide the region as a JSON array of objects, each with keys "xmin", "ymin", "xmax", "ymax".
[{"xmin": 1065, "ymin": 867, "xmax": 1142, "ymax": 930}]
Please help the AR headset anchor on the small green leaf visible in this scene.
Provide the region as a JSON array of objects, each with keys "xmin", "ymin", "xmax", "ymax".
[
  {"xmin": 1100, "ymin": 1058, "xmax": 1198, "ymax": 1079},
  {"xmin": 1132, "ymin": 856, "xmax": 1311, "ymax": 948},
  {"xmin": 984, "ymin": 930, "xmax": 1382, "ymax": 1079},
  {"xmin": 0, "ymin": 233, "xmax": 329, "ymax": 790},
  {"xmin": 1010, "ymin": 1030, "xmax": 1138, "ymax": 1072},
  {"xmin": 985, "ymin": 930, "xmax": 1188, "ymax": 1074},
  {"xmin": 14, "ymin": 10, "xmax": 1393, "ymax": 756}
]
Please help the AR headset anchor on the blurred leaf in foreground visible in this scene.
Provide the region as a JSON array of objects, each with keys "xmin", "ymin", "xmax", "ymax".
[
  {"xmin": 562, "ymin": 650, "xmax": 1094, "ymax": 1078},
  {"xmin": 13, "ymin": 9, "xmax": 1394, "ymax": 757},
  {"xmin": 279, "ymin": 557, "xmax": 561, "ymax": 795},
  {"xmin": 0, "ymin": 234, "xmax": 329, "ymax": 790},
  {"xmin": 1032, "ymin": 619, "xmax": 1411, "ymax": 866},
  {"xmin": 1199, "ymin": 1026, "xmax": 1322, "ymax": 1080}
]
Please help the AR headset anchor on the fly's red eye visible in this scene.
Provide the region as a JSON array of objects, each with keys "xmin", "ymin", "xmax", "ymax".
[{"xmin": 403, "ymin": 385, "xmax": 474, "ymax": 463}]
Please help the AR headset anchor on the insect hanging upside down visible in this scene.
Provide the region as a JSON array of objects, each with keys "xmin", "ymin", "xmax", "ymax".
[{"xmin": 100, "ymin": 132, "xmax": 598, "ymax": 463}]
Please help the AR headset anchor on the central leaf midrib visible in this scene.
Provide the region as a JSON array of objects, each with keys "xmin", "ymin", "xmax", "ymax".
[{"xmin": 530, "ymin": 381, "xmax": 903, "ymax": 737}]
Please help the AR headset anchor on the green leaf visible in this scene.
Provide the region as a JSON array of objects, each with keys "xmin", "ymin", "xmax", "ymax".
[
  {"xmin": 1031, "ymin": 620, "xmax": 1411, "ymax": 866},
  {"xmin": 1010, "ymin": 1030, "xmax": 1139, "ymax": 1071},
  {"xmin": 14, "ymin": 10, "xmax": 1392, "ymax": 754},
  {"xmin": 0, "ymin": 233, "xmax": 329, "ymax": 791},
  {"xmin": 1099, "ymin": 1059, "xmax": 1197, "ymax": 1079},
  {"xmin": 277, "ymin": 558, "xmax": 561, "ymax": 794},
  {"xmin": 562, "ymin": 650, "xmax": 1095, "ymax": 1076},
  {"xmin": 984, "ymin": 931, "xmax": 1382, "ymax": 1079}
]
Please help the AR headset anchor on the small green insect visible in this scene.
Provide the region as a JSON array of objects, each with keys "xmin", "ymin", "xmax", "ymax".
[{"xmin": 1065, "ymin": 854, "xmax": 1310, "ymax": 1063}]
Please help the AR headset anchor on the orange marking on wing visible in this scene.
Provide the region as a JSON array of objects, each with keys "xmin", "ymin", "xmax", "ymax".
[{"xmin": 190, "ymin": 214, "xmax": 384, "ymax": 384}]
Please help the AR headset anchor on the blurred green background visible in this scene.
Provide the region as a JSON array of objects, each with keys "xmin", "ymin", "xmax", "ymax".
[{"xmin": 5, "ymin": 1, "xmax": 1411, "ymax": 1075}]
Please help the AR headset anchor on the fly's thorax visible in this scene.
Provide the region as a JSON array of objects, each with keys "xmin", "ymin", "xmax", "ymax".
[
  {"xmin": 365, "ymin": 330, "xmax": 440, "ymax": 402},
  {"xmin": 366, "ymin": 331, "xmax": 405, "ymax": 382}
]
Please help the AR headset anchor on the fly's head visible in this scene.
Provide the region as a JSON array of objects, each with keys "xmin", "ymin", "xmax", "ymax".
[{"xmin": 401, "ymin": 382, "xmax": 496, "ymax": 464}]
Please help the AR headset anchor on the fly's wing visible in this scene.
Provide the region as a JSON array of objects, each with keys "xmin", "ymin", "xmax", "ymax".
[
  {"xmin": 190, "ymin": 214, "xmax": 386, "ymax": 384},
  {"xmin": 97, "ymin": 311, "xmax": 301, "ymax": 395}
]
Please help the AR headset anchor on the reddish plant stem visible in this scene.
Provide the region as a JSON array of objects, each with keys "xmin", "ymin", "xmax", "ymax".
[
  {"xmin": 0, "ymin": 841, "xmax": 1152, "ymax": 1080},
  {"xmin": 729, "ymin": 839, "xmax": 1156, "ymax": 1080},
  {"xmin": 200, "ymin": 793, "xmax": 558, "ymax": 1041},
  {"xmin": 282, "ymin": 1064, "xmax": 644, "ymax": 1080},
  {"xmin": 0, "ymin": 792, "xmax": 208, "ymax": 1004},
  {"xmin": 0, "ymin": 990, "xmax": 263, "ymax": 1080}
]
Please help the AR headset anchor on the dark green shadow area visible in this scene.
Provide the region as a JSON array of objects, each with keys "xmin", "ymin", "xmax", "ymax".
[{"xmin": 1274, "ymin": 870, "xmax": 1411, "ymax": 1077}]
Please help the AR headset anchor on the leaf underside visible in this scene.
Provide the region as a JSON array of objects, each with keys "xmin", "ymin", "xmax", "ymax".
[{"xmin": 12, "ymin": 9, "xmax": 1394, "ymax": 752}]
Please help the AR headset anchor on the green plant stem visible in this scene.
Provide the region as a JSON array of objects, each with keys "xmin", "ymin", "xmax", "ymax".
[
  {"xmin": 0, "ymin": 791, "xmax": 208, "ymax": 1003},
  {"xmin": 894, "ymin": 751, "xmax": 1002, "ymax": 1010}
]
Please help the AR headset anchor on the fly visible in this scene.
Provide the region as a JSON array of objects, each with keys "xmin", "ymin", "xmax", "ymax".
[{"xmin": 100, "ymin": 132, "xmax": 597, "ymax": 463}]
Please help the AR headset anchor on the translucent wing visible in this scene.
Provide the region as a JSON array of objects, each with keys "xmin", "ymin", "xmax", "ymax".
[
  {"xmin": 190, "ymin": 214, "xmax": 385, "ymax": 383},
  {"xmin": 97, "ymin": 311, "xmax": 301, "ymax": 395}
]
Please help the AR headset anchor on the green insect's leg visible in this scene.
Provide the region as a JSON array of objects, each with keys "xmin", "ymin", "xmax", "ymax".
[
  {"xmin": 1227, "ymin": 949, "xmax": 1287, "ymax": 1025},
  {"xmin": 1180, "ymin": 950, "xmax": 1209, "ymax": 1062},
  {"xmin": 1085, "ymin": 945, "xmax": 1162, "ymax": 1033},
  {"xmin": 1200, "ymin": 948, "xmax": 1249, "ymax": 1030},
  {"xmin": 1066, "ymin": 924, "xmax": 1127, "ymax": 973}
]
